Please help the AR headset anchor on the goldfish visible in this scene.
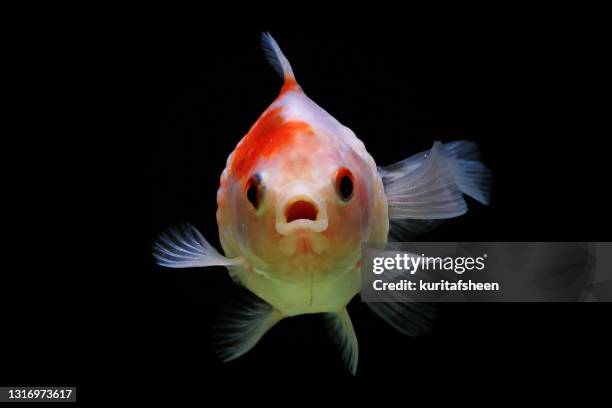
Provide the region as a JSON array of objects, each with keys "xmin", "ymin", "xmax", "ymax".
[{"xmin": 153, "ymin": 33, "xmax": 492, "ymax": 374}]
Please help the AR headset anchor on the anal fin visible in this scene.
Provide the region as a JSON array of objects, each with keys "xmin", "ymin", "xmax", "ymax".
[{"xmin": 323, "ymin": 308, "xmax": 359, "ymax": 375}]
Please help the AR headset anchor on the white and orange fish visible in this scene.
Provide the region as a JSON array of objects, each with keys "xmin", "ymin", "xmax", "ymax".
[{"xmin": 153, "ymin": 33, "xmax": 491, "ymax": 374}]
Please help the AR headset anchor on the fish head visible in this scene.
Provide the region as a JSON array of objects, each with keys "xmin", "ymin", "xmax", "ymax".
[{"xmin": 217, "ymin": 94, "xmax": 388, "ymax": 282}]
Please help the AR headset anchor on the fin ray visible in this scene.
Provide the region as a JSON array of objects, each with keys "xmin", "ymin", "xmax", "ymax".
[
  {"xmin": 366, "ymin": 301, "xmax": 436, "ymax": 335},
  {"xmin": 261, "ymin": 32, "xmax": 295, "ymax": 81},
  {"xmin": 379, "ymin": 141, "xmax": 492, "ymax": 240},
  {"xmin": 212, "ymin": 291, "xmax": 282, "ymax": 362},
  {"xmin": 323, "ymin": 308, "xmax": 359, "ymax": 375},
  {"xmin": 152, "ymin": 223, "xmax": 242, "ymax": 268},
  {"xmin": 388, "ymin": 219, "xmax": 443, "ymax": 241},
  {"xmin": 363, "ymin": 255, "xmax": 437, "ymax": 335},
  {"xmin": 363, "ymin": 274, "xmax": 437, "ymax": 336}
]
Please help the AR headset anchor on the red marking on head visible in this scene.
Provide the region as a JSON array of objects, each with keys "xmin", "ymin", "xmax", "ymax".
[
  {"xmin": 279, "ymin": 77, "xmax": 300, "ymax": 96},
  {"xmin": 230, "ymin": 106, "xmax": 312, "ymax": 180}
]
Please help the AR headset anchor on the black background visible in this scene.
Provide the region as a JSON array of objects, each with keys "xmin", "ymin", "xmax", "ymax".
[
  {"xmin": 3, "ymin": 14, "xmax": 610, "ymax": 401},
  {"xmin": 145, "ymin": 25, "xmax": 610, "ymax": 386}
]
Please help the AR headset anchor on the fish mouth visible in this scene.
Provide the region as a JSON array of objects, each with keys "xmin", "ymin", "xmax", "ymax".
[
  {"xmin": 276, "ymin": 196, "xmax": 328, "ymax": 236},
  {"xmin": 286, "ymin": 200, "xmax": 318, "ymax": 222}
]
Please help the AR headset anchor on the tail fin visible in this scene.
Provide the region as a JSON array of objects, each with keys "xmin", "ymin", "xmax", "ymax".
[{"xmin": 261, "ymin": 32, "xmax": 296, "ymax": 83}]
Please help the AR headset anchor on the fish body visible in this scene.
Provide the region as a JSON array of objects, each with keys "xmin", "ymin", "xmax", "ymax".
[
  {"xmin": 153, "ymin": 33, "xmax": 492, "ymax": 374},
  {"xmin": 217, "ymin": 71, "xmax": 389, "ymax": 317}
]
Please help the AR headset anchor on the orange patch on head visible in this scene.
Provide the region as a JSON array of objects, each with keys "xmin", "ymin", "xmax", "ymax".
[
  {"xmin": 230, "ymin": 106, "xmax": 312, "ymax": 180},
  {"xmin": 278, "ymin": 78, "xmax": 300, "ymax": 96}
]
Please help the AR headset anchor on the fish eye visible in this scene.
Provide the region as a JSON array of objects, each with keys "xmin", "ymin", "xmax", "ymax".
[
  {"xmin": 335, "ymin": 167, "xmax": 354, "ymax": 202},
  {"xmin": 246, "ymin": 175, "xmax": 264, "ymax": 210}
]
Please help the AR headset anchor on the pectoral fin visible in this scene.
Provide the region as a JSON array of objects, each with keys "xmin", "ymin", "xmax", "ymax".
[
  {"xmin": 152, "ymin": 223, "xmax": 242, "ymax": 268},
  {"xmin": 379, "ymin": 140, "xmax": 492, "ymax": 240}
]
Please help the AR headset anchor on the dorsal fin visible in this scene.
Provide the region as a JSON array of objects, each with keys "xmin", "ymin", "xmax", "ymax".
[{"xmin": 261, "ymin": 32, "xmax": 296, "ymax": 83}]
